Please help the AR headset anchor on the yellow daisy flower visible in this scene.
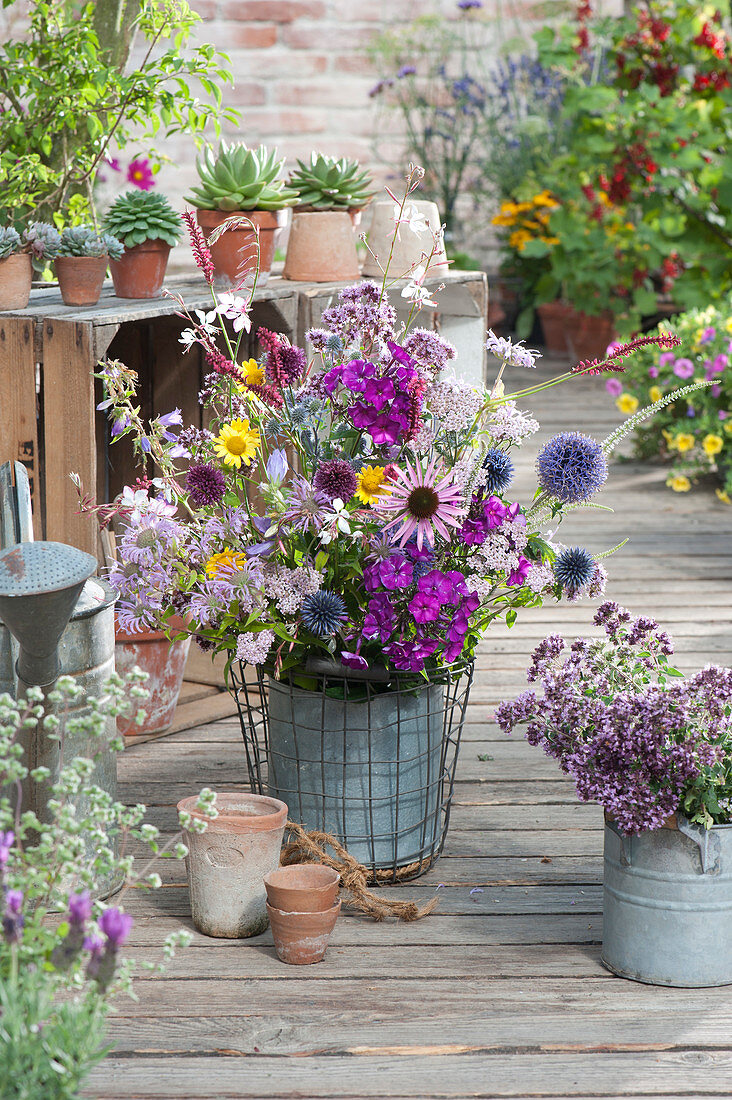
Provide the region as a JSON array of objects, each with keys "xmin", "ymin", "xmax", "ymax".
[
  {"xmin": 675, "ymin": 433, "xmax": 695, "ymax": 453},
  {"xmin": 667, "ymin": 474, "xmax": 691, "ymax": 493},
  {"xmin": 725, "ymin": 319, "xmax": 732, "ymax": 335},
  {"xmin": 716, "ymin": 489, "xmax": 731, "ymax": 504},
  {"xmin": 702, "ymin": 433, "xmax": 724, "ymax": 457},
  {"xmin": 205, "ymin": 550, "xmax": 247, "ymax": 577},
  {"xmin": 508, "ymin": 229, "xmax": 533, "ymax": 251},
  {"xmin": 723, "ymin": 420, "xmax": 732, "ymax": 434},
  {"xmin": 240, "ymin": 358, "xmax": 264, "ymax": 386},
  {"xmin": 214, "ymin": 418, "xmax": 261, "ymax": 468},
  {"xmin": 615, "ymin": 393, "xmax": 639, "ymax": 414},
  {"xmin": 355, "ymin": 464, "xmax": 388, "ymax": 506},
  {"xmin": 649, "ymin": 385, "xmax": 663, "ymax": 403}
]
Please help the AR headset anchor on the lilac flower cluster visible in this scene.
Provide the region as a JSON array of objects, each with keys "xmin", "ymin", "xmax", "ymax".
[{"xmin": 496, "ymin": 603, "xmax": 732, "ymax": 834}]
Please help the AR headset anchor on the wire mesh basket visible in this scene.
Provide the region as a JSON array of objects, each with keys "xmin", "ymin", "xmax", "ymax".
[{"xmin": 229, "ymin": 659, "xmax": 474, "ymax": 883}]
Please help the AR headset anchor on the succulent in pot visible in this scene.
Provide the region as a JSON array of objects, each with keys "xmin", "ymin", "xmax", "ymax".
[
  {"xmin": 103, "ymin": 190, "xmax": 182, "ymax": 299},
  {"xmin": 55, "ymin": 226, "xmax": 124, "ymax": 307},
  {"xmin": 0, "ymin": 221, "xmax": 61, "ymax": 310},
  {"xmin": 284, "ymin": 153, "xmax": 374, "ymax": 283},
  {"xmin": 184, "ymin": 141, "xmax": 298, "ymax": 288}
]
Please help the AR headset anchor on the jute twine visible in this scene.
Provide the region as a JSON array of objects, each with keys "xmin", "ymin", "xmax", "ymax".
[{"xmin": 281, "ymin": 821, "xmax": 438, "ymax": 922}]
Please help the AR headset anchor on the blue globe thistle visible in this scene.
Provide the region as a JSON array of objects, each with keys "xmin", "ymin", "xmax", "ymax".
[
  {"xmin": 554, "ymin": 547, "xmax": 596, "ymax": 590},
  {"xmin": 536, "ymin": 432, "xmax": 608, "ymax": 503},
  {"xmin": 290, "ymin": 402, "xmax": 310, "ymax": 427},
  {"xmin": 300, "ymin": 590, "xmax": 347, "ymax": 637},
  {"xmin": 326, "ymin": 333, "xmax": 344, "ymax": 355},
  {"xmin": 482, "ymin": 448, "xmax": 514, "ymax": 494}
]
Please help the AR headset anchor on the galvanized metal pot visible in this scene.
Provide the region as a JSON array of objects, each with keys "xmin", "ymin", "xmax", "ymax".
[
  {"xmin": 178, "ymin": 792, "xmax": 288, "ymax": 939},
  {"xmin": 602, "ymin": 815, "xmax": 732, "ymax": 987}
]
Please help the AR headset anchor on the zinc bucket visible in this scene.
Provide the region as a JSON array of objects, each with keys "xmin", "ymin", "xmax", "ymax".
[{"xmin": 602, "ymin": 816, "xmax": 732, "ymax": 987}]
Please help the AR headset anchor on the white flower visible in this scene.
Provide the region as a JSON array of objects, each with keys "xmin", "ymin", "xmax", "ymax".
[
  {"xmin": 393, "ymin": 201, "xmax": 429, "ymax": 239},
  {"xmin": 179, "ymin": 309, "xmax": 218, "ymax": 351},
  {"xmin": 319, "ymin": 498, "xmax": 352, "ymax": 544},
  {"xmin": 119, "ymin": 486, "xmax": 176, "ymax": 523},
  {"xmin": 401, "ymin": 265, "xmax": 437, "ymax": 309},
  {"xmin": 217, "ymin": 293, "xmax": 252, "ymax": 334},
  {"xmin": 485, "ymin": 329, "xmax": 540, "ymax": 369}
]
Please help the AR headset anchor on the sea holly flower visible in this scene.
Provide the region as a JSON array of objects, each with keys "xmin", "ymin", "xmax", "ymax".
[
  {"xmin": 536, "ymin": 432, "xmax": 608, "ymax": 504},
  {"xmin": 375, "ymin": 456, "xmax": 465, "ymax": 549},
  {"xmin": 213, "ymin": 419, "xmax": 261, "ymax": 468}
]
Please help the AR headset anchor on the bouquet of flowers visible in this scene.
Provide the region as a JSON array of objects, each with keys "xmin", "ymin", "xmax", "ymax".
[
  {"xmin": 94, "ymin": 171, "xmax": 684, "ymax": 686},
  {"xmin": 496, "ymin": 602, "xmax": 732, "ymax": 835}
]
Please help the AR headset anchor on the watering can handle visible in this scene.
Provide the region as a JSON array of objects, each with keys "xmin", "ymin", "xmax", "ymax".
[{"xmin": 0, "ymin": 462, "xmax": 34, "ymax": 548}]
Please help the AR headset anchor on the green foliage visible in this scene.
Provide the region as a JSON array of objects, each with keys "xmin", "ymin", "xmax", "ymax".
[
  {"xmin": 185, "ymin": 142, "xmax": 298, "ymax": 212},
  {"xmin": 289, "ymin": 154, "xmax": 374, "ymax": 211},
  {"xmin": 103, "ymin": 190, "xmax": 183, "ymax": 248},
  {"xmin": 0, "ymin": 0, "xmax": 237, "ymax": 220},
  {"xmin": 58, "ymin": 225, "xmax": 123, "ymax": 259}
]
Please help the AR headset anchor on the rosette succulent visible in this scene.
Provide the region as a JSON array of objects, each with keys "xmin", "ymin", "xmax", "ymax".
[
  {"xmin": 0, "ymin": 226, "xmax": 21, "ymax": 258},
  {"xmin": 58, "ymin": 225, "xmax": 124, "ymax": 260},
  {"xmin": 23, "ymin": 221, "xmax": 62, "ymax": 271},
  {"xmin": 185, "ymin": 142, "xmax": 298, "ymax": 212},
  {"xmin": 289, "ymin": 153, "xmax": 374, "ymax": 211},
  {"xmin": 103, "ymin": 191, "xmax": 183, "ymax": 248}
]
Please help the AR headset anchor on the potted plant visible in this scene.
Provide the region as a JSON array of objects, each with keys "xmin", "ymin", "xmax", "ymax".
[
  {"xmin": 103, "ymin": 190, "xmax": 183, "ymax": 299},
  {"xmin": 95, "ymin": 166, "xmax": 684, "ymax": 879},
  {"xmin": 55, "ymin": 226, "xmax": 123, "ymax": 307},
  {"xmin": 185, "ymin": 141, "xmax": 298, "ymax": 288},
  {"xmin": 496, "ymin": 601, "xmax": 732, "ymax": 988},
  {"xmin": 283, "ymin": 153, "xmax": 374, "ymax": 282},
  {"xmin": 0, "ymin": 222, "xmax": 61, "ymax": 310}
]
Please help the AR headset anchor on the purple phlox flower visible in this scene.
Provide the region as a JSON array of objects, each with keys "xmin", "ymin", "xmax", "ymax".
[
  {"xmin": 362, "ymin": 376, "xmax": 396, "ymax": 410},
  {"xmin": 408, "ymin": 591, "xmax": 442, "ymax": 623},
  {"xmin": 342, "ymin": 358, "xmax": 376, "ymax": 393},
  {"xmin": 266, "ymin": 449, "xmax": 288, "ymax": 485},
  {"xmin": 341, "ymin": 650, "xmax": 368, "ymax": 671},
  {"xmin": 417, "ymin": 568, "xmax": 463, "ymax": 604},
  {"xmin": 378, "ymin": 554, "xmax": 414, "ymax": 590},
  {"xmin": 506, "ymin": 556, "xmax": 531, "ymax": 586},
  {"xmin": 673, "ymin": 358, "xmax": 694, "ymax": 380},
  {"xmin": 386, "ymin": 340, "xmax": 417, "ymax": 368}
]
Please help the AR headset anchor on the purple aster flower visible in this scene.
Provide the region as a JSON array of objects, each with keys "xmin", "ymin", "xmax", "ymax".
[
  {"xmin": 673, "ymin": 358, "xmax": 694, "ymax": 379},
  {"xmin": 313, "ymin": 459, "xmax": 358, "ymax": 502},
  {"xmin": 185, "ymin": 463, "xmax": 226, "ymax": 508},
  {"xmin": 536, "ymin": 432, "xmax": 608, "ymax": 504}
]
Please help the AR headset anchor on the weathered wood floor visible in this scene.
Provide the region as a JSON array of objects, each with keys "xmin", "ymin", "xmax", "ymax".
[{"xmin": 90, "ymin": 356, "xmax": 732, "ymax": 1098}]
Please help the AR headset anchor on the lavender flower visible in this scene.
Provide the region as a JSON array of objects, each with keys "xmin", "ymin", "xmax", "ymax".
[{"xmin": 3, "ymin": 889, "xmax": 24, "ymax": 944}]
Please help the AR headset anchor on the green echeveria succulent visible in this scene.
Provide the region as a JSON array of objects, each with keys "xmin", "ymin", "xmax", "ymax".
[
  {"xmin": 185, "ymin": 142, "xmax": 298, "ymax": 212},
  {"xmin": 103, "ymin": 191, "xmax": 183, "ymax": 248},
  {"xmin": 0, "ymin": 226, "xmax": 21, "ymax": 259},
  {"xmin": 24, "ymin": 221, "xmax": 62, "ymax": 261},
  {"xmin": 289, "ymin": 154, "xmax": 374, "ymax": 210},
  {"xmin": 59, "ymin": 225, "xmax": 124, "ymax": 260}
]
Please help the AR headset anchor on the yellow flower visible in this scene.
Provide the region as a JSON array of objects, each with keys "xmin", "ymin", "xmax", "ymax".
[
  {"xmin": 675, "ymin": 433, "xmax": 695, "ymax": 453},
  {"xmin": 667, "ymin": 474, "xmax": 691, "ymax": 493},
  {"xmin": 725, "ymin": 319, "xmax": 732, "ymax": 334},
  {"xmin": 703, "ymin": 433, "xmax": 724, "ymax": 457},
  {"xmin": 205, "ymin": 550, "xmax": 247, "ymax": 577},
  {"xmin": 533, "ymin": 190, "xmax": 559, "ymax": 208},
  {"xmin": 662, "ymin": 428, "xmax": 674, "ymax": 446},
  {"xmin": 649, "ymin": 385, "xmax": 663, "ymax": 403},
  {"xmin": 540, "ymin": 235, "xmax": 560, "ymax": 246},
  {"xmin": 355, "ymin": 464, "xmax": 388, "ymax": 505},
  {"xmin": 716, "ymin": 489, "xmax": 732, "ymax": 504},
  {"xmin": 508, "ymin": 229, "xmax": 532, "ymax": 251},
  {"xmin": 615, "ymin": 393, "xmax": 639, "ymax": 414},
  {"xmin": 240, "ymin": 358, "xmax": 264, "ymax": 386},
  {"xmin": 723, "ymin": 420, "xmax": 732, "ymax": 434},
  {"xmin": 214, "ymin": 418, "xmax": 261, "ymax": 468}
]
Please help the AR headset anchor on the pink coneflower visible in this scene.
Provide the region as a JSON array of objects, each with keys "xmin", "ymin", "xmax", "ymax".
[
  {"xmin": 375, "ymin": 457, "xmax": 465, "ymax": 549},
  {"xmin": 127, "ymin": 157, "xmax": 155, "ymax": 191}
]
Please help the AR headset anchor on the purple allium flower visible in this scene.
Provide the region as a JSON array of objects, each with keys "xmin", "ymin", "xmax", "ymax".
[
  {"xmin": 98, "ymin": 907, "xmax": 133, "ymax": 948},
  {"xmin": 313, "ymin": 459, "xmax": 358, "ymax": 502},
  {"xmin": 673, "ymin": 358, "xmax": 695, "ymax": 379},
  {"xmin": 536, "ymin": 432, "xmax": 608, "ymax": 504},
  {"xmin": 554, "ymin": 547, "xmax": 596, "ymax": 591},
  {"xmin": 482, "ymin": 448, "xmax": 514, "ymax": 493},
  {"xmin": 185, "ymin": 463, "xmax": 226, "ymax": 508},
  {"xmin": 300, "ymin": 590, "xmax": 347, "ymax": 637},
  {"xmin": 3, "ymin": 889, "xmax": 24, "ymax": 944}
]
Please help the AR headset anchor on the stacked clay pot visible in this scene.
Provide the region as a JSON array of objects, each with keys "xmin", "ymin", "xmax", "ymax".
[{"xmin": 264, "ymin": 864, "xmax": 341, "ymax": 965}]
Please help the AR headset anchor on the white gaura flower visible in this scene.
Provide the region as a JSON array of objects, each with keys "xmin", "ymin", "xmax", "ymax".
[
  {"xmin": 401, "ymin": 265, "xmax": 437, "ymax": 309},
  {"xmin": 178, "ymin": 308, "xmax": 218, "ymax": 351},
  {"xmin": 393, "ymin": 200, "xmax": 429, "ymax": 239},
  {"xmin": 319, "ymin": 498, "xmax": 352, "ymax": 544},
  {"xmin": 218, "ymin": 293, "xmax": 252, "ymax": 334}
]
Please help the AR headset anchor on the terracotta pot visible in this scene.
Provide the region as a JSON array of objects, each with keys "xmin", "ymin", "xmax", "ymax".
[
  {"xmin": 109, "ymin": 239, "xmax": 171, "ymax": 299},
  {"xmin": 537, "ymin": 300, "xmax": 574, "ymax": 354},
  {"xmin": 564, "ymin": 307, "xmax": 616, "ymax": 364},
  {"xmin": 283, "ymin": 210, "xmax": 360, "ymax": 282},
  {"xmin": 196, "ymin": 208, "xmax": 287, "ymax": 290},
  {"xmin": 178, "ymin": 792, "xmax": 288, "ymax": 938},
  {"xmin": 0, "ymin": 253, "xmax": 32, "ymax": 311},
  {"xmin": 267, "ymin": 899, "xmax": 341, "ymax": 964},
  {"xmin": 55, "ymin": 255, "xmax": 108, "ymax": 306},
  {"xmin": 361, "ymin": 199, "xmax": 449, "ymax": 279},
  {"xmin": 264, "ymin": 863, "xmax": 340, "ymax": 913},
  {"xmin": 114, "ymin": 616, "xmax": 190, "ymax": 736}
]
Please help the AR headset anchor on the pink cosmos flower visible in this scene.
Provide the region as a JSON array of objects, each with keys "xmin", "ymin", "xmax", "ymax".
[
  {"xmin": 375, "ymin": 456, "xmax": 465, "ymax": 549},
  {"xmin": 127, "ymin": 158, "xmax": 155, "ymax": 191},
  {"xmin": 673, "ymin": 358, "xmax": 694, "ymax": 379}
]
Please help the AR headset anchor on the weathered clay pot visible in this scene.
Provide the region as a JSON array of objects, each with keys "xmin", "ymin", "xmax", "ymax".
[
  {"xmin": 114, "ymin": 616, "xmax": 190, "ymax": 737},
  {"xmin": 537, "ymin": 300, "xmax": 573, "ymax": 354},
  {"xmin": 109, "ymin": 239, "xmax": 171, "ymax": 299},
  {"xmin": 264, "ymin": 863, "xmax": 340, "ymax": 913},
  {"xmin": 55, "ymin": 255, "xmax": 108, "ymax": 306},
  {"xmin": 564, "ymin": 307, "xmax": 616, "ymax": 365},
  {"xmin": 0, "ymin": 253, "xmax": 32, "ymax": 311},
  {"xmin": 267, "ymin": 898, "xmax": 341, "ymax": 964},
  {"xmin": 179, "ymin": 792, "xmax": 288, "ymax": 938},
  {"xmin": 196, "ymin": 208, "xmax": 287, "ymax": 289},
  {"xmin": 361, "ymin": 199, "xmax": 448, "ymax": 279},
  {"xmin": 283, "ymin": 210, "xmax": 359, "ymax": 282}
]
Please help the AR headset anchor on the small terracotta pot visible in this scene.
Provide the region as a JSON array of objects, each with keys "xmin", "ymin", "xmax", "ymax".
[
  {"xmin": 283, "ymin": 210, "xmax": 360, "ymax": 282},
  {"xmin": 264, "ymin": 863, "xmax": 340, "ymax": 912},
  {"xmin": 537, "ymin": 300, "xmax": 573, "ymax": 354},
  {"xmin": 196, "ymin": 208, "xmax": 287, "ymax": 290},
  {"xmin": 114, "ymin": 615, "xmax": 190, "ymax": 736},
  {"xmin": 565, "ymin": 307, "xmax": 616, "ymax": 364},
  {"xmin": 267, "ymin": 899, "xmax": 341, "ymax": 964},
  {"xmin": 109, "ymin": 239, "xmax": 171, "ymax": 299},
  {"xmin": 0, "ymin": 253, "xmax": 32, "ymax": 311},
  {"xmin": 179, "ymin": 793, "xmax": 289, "ymax": 938},
  {"xmin": 55, "ymin": 255, "xmax": 108, "ymax": 306}
]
